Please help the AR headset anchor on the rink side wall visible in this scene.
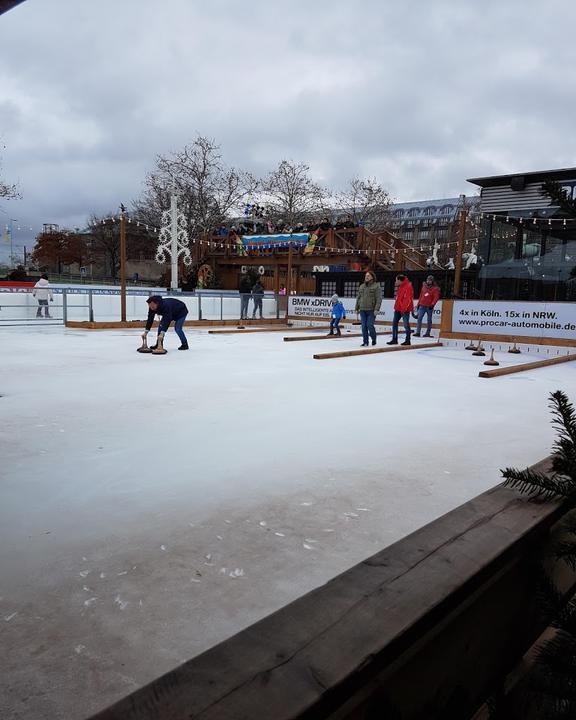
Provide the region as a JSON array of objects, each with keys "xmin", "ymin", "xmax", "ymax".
[{"xmin": 89, "ymin": 457, "xmax": 576, "ymax": 720}]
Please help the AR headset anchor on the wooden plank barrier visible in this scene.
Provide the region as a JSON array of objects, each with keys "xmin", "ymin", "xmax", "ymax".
[
  {"xmin": 284, "ymin": 331, "xmax": 390, "ymax": 343},
  {"xmin": 314, "ymin": 341, "xmax": 442, "ymax": 360},
  {"xmin": 479, "ymin": 353, "xmax": 576, "ymax": 378},
  {"xmin": 208, "ymin": 326, "xmax": 328, "ymax": 335}
]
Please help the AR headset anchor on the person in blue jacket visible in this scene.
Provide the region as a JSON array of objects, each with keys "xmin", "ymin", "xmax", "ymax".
[
  {"xmin": 328, "ymin": 294, "xmax": 346, "ymax": 336},
  {"xmin": 143, "ymin": 295, "xmax": 189, "ymax": 350}
]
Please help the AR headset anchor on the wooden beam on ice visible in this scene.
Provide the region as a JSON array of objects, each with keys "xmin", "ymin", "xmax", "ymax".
[
  {"xmin": 209, "ymin": 326, "xmax": 330, "ymax": 335},
  {"xmin": 284, "ymin": 331, "xmax": 390, "ymax": 342},
  {"xmin": 479, "ymin": 353, "xmax": 576, "ymax": 378},
  {"xmin": 314, "ymin": 341, "xmax": 442, "ymax": 360}
]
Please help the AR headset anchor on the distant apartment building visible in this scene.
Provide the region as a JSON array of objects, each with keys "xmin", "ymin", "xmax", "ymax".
[{"xmin": 389, "ymin": 195, "xmax": 481, "ymax": 260}]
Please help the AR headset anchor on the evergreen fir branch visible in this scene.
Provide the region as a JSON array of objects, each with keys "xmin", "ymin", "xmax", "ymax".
[
  {"xmin": 550, "ymin": 390, "xmax": 576, "ymax": 455},
  {"xmin": 502, "ymin": 467, "xmax": 572, "ymax": 500},
  {"xmin": 551, "ymin": 540, "xmax": 576, "ymax": 571},
  {"xmin": 535, "ymin": 631, "xmax": 576, "ymax": 680},
  {"xmin": 552, "ymin": 596, "xmax": 576, "ymax": 637},
  {"xmin": 541, "ymin": 181, "xmax": 576, "ymax": 218},
  {"xmin": 536, "ymin": 572, "xmax": 565, "ymax": 622}
]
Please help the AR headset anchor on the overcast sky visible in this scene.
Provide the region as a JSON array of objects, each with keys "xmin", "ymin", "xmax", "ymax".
[{"xmin": 1, "ymin": 0, "xmax": 575, "ymax": 252}]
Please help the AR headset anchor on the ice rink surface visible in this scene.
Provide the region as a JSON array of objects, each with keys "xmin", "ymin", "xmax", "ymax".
[{"xmin": 1, "ymin": 325, "xmax": 575, "ymax": 719}]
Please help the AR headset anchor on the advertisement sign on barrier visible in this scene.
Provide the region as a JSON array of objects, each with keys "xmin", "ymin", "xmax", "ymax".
[
  {"xmin": 452, "ymin": 301, "xmax": 576, "ymax": 341},
  {"xmin": 288, "ymin": 295, "xmax": 442, "ymax": 323}
]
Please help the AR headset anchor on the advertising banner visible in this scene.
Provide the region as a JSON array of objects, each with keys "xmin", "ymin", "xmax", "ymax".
[
  {"xmin": 288, "ymin": 295, "xmax": 442, "ymax": 323},
  {"xmin": 452, "ymin": 301, "xmax": 576, "ymax": 341}
]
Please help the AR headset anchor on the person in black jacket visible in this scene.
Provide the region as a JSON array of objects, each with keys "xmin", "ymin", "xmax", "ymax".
[
  {"xmin": 239, "ymin": 275, "xmax": 252, "ymax": 320},
  {"xmin": 251, "ymin": 280, "xmax": 265, "ymax": 319},
  {"xmin": 144, "ymin": 295, "xmax": 189, "ymax": 350}
]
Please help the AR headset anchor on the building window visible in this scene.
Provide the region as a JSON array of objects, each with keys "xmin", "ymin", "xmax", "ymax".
[
  {"xmin": 321, "ymin": 281, "xmax": 336, "ymax": 296},
  {"xmin": 343, "ymin": 281, "xmax": 360, "ymax": 297}
]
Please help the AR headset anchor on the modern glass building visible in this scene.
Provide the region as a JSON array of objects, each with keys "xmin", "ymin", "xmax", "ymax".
[{"xmin": 468, "ymin": 168, "xmax": 576, "ymax": 301}]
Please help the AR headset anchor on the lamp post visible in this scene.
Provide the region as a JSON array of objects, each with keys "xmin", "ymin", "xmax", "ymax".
[{"xmin": 9, "ymin": 219, "xmax": 17, "ymax": 268}]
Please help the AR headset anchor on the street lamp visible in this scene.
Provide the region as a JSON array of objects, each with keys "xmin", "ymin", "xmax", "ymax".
[{"xmin": 9, "ymin": 219, "xmax": 17, "ymax": 268}]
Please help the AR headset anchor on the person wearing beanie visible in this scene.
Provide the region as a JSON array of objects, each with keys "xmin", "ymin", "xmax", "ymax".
[
  {"xmin": 32, "ymin": 274, "xmax": 54, "ymax": 318},
  {"xmin": 328, "ymin": 294, "xmax": 346, "ymax": 336}
]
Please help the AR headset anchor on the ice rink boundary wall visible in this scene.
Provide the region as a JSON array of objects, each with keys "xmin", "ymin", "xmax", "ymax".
[{"xmin": 89, "ymin": 457, "xmax": 576, "ymax": 720}]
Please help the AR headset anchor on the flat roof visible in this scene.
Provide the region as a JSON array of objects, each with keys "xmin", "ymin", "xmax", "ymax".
[{"xmin": 468, "ymin": 167, "xmax": 576, "ymax": 188}]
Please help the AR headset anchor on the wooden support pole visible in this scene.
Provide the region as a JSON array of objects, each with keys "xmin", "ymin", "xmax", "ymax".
[
  {"xmin": 453, "ymin": 208, "xmax": 466, "ymax": 298},
  {"xmin": 286, "ymin": 242, "xmax": 293, "ymax": 312},
  {"xmin": 479, "ymin": 353, "xmax": 576, "ymax": 378},
  {"xmin": 314, "ymin": 341, "xmax": 442, "ymax": 360},
  {"xmin": 119, "ymin": 205, "xmax": 127, "ymax": 322}
]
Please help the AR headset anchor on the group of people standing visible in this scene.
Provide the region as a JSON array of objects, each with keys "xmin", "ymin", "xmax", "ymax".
[
  {"xmin": 352, "ymin": 271, "xmax": 440, "ymax": 347},
  {"xmin": 239, "ymin": 276, "xmax": 266, "ymax": 320}
]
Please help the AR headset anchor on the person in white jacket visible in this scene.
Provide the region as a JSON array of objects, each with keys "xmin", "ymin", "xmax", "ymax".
[{"xmin": 33, "ymin": 274, "xmax": 54, "ymax": 318}]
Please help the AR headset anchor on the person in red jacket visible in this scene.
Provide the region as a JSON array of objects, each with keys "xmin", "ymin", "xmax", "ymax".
[
  {"xmin": 387, "ymin": 274, "xmax": 414, "ymax": 346},
  {"xmin": 414, "ymin": 275, "xmax": 440, "ymax": 338}
]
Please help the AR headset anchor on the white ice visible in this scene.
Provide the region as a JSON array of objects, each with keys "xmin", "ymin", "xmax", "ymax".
[{"xmin": 1, "ymin": 325, "xmax": 575, "ymax": 719}]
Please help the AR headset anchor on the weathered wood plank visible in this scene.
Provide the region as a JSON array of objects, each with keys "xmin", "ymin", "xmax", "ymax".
[
  {"xmin": 479, "ymin": 353, "xmax": 576, "ymax": 378},
  {"xmin": 284, "ymin": 332, "xmax": 389, "ymax": 342},
  {"xmin": 313, "ymin": 341, "xmax": 442, "ymax": 360},
  {"xmin": 209, "ymin": 326, "xmax": 329, "ymax": 335}
]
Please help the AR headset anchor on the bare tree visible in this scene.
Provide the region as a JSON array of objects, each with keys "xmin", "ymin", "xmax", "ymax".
[
  {"xmin": 134, "ymin": 136, "xmax": 258, "ymax": 236},
  {"xmin": 260, "ymin": 160, "xmax": 327, "ymax": 227},
  {"xmin": 336, "ymin": 177, "xmax": 392, "ymax": 230},
  {"xmin": 86, "ymin": 214, "xmax": 159, "ymax": 279},
  {"xmin": 88, "ymin": 215, "xmax": 121, "ymax": 278},
  {"xmin": 0, "ymin": 141, "xmax": 19, "ymax": 199}
]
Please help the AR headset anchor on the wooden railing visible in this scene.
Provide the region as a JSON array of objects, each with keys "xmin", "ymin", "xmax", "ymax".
[{"xmin": 196, "ymin": 228, "xmax": 428, "ymax": 272}]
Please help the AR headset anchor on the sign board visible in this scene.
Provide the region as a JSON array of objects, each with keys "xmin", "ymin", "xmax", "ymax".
[
  {"xmin": 288, "ymin": 295, "xmax": 442, "ymax": 323},
  {"xmin": 452, "ymin": 301, "xmax": 576, "ymax": 341}
]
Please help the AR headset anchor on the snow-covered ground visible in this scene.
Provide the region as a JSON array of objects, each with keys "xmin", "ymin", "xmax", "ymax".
[{"xmin": 1, "ymin": 325, "xmax": 575, "ymax": 720}]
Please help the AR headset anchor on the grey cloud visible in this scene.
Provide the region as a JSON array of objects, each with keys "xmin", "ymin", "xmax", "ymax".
[{"xmin": 0, "ymin": 0, "xmax": 575, "ymax": 251}]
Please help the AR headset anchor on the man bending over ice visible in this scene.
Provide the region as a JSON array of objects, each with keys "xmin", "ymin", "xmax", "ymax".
[{"xmin": 144, "ymin": 295, "xmax": 189, "ymax": 350}]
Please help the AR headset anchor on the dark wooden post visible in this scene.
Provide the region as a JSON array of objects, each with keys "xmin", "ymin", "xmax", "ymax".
[
  {"xmin": 453, "ymin": 209, "xmax": 467, "ymax": 298},
  {"xmin": 286, "ymin": 242, "xmax": 293, "ymax": 317},
  {"xmin": 119, "ymin": 205, "xmax": 127, "ymax": 322}
]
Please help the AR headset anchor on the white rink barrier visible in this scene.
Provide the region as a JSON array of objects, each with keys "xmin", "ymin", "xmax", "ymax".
[{"xmin": 0, "ymin": 289, "xmax": 280, "ymax": 325}]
